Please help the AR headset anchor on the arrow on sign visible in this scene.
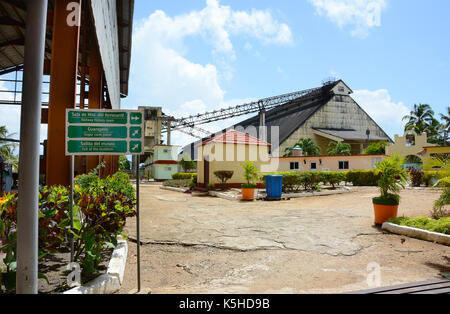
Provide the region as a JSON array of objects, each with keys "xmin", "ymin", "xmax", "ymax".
[
  {"xmin": 132, "ymin": 116, "xmax": 140, "ymax": 121},
  {"xmin": 132, "ymin": 144, "xmax": 139, "ymax": 151},
  {"xmin": 132, "ymin": 129, "xmax": 140, "ymax": 137}
]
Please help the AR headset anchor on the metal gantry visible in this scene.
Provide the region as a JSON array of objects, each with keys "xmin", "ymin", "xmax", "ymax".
[{"xmin": 161, "ymin": 83, "xmax": 331, "ymax": 138}]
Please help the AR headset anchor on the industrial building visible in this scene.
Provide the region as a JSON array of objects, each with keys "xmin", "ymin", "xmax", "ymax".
[{"xmin": 181, "ymin": 80, "xmax": 392, "ymax": 160}]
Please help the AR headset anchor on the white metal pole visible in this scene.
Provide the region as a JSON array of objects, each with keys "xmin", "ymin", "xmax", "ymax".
[
  {"xmin": 135, "ymin": 155, "xmax": 141, "ymax": 292},
  {"xmin": 16, "ymin": 0, "xmax": 48, "ymax": 294}
]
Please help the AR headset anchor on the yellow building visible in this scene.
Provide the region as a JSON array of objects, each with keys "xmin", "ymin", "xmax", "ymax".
[
  {"xmin": 386, "ymin": 132, "xmax": 436, "ymax": 161},
  {"xmin": 270, "ymin": 155, "xmax": 386, "ymax": 172},
  {"xmin": 417, "ymin": 146, "xmax": 450, "ymax": 162},
  {"xmin": 197, "ymin": 130, "xmax": 271, "ymax": 187}
]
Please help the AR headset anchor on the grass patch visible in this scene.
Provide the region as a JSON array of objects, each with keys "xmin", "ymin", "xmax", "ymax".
[{"xmin": 388, "ymin": 217, "xmax": 450, "ymax": 235}]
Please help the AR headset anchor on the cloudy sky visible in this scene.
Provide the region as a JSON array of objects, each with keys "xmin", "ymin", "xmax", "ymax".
[{"xmin": 1, "ymin": 0, "xmax": 450, "ymax": 148}]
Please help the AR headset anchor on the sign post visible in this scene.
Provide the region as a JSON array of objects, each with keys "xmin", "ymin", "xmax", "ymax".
[{"xmin": 66, "ymin": 109, "xmax": 144, "ymax": 292}]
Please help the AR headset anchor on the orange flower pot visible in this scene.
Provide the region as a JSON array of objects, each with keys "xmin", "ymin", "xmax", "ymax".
[
  {"xmin": 241, "ymin": 188, "xmax": 255, "ymax": 201},
  {"xmin": 373, "ymin": 204, "xmax": 398, "ymax": 225}
]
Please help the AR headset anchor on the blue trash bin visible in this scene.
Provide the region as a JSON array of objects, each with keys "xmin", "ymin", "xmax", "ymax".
[{"xmin": 265, "ymin": 175, "xmax": 283, "ymax": 199}]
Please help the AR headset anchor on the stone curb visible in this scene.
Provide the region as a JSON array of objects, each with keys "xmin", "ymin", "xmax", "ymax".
[
  {"xmin": 63, "ymin": 237, "xmax": 128, "ymax": 294},
  {"xmin": 208, "ymin": 191, "xmax": 238, "ymax": 201},
  {"xmin": 382, "ymin": 222, "xmax": 450, "ymax": 246},
  {"xmin": 160, "ymin": 186, "xmax": 189, "ymax": 193}
]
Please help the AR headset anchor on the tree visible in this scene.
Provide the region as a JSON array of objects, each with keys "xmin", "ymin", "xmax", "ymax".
[
  {"xmin": 403, "ymin": 104, "xmax": 435, "ymax": 135},
  {"xmin": 364, "ymin": 142, "xmax": 388, "ymax": 155},
  {"xmin": 118, "ymin": 155, "xmax": 131, "ymax": 171},
  {"xmin": 214, "ymin": 171, "xmax": 234, "ymax": 190},
  {"xmin": 284, "ymin": 138, "xmax": 321, "ymax": 157},
  {"xmin": 179, "ymin": 158, "xmax": 196, "ymax": 173},
  {"xmin": 327, "ymin": 142, "xmax": 351, "ymax": 156},
  {"xmin": 439, "ymin": 107, "xmax": 450, "ymax": 145},
  {"xmin": 0, "ymin": 126, "xmax": 19, "ymax": 171},
  {"xmin": 440, "ymin": 107, "xmax": 450, "ymax": 131}
]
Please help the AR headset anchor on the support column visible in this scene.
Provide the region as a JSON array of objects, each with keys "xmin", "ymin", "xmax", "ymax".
[
  {"xmin": 16, "ymin": 0, "xmax": 48, "ymax": 294},
  {"xmin": 76, "ymin": 67, "xmax": 87, "ymax": 175},
  {"xmin": 259, "ymin": 109, "xmax": 267, "ymax": 142},
  {"xmin": 46, "ymin": 0, "xmax": 81, "ymax": 186},
  {"xmin": 167, "ymin": 121, "xmax": 172, "ymax": 146},
  {"xmin": 85, "ymin": 47, "xmax": 103, "ymax": 173}
]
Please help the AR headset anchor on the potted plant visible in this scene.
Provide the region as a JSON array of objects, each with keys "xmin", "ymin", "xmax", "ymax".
[
  {"xmin": 373, "ymin": 154, "xmax": 408, "ymax": 225},
  {"xmin": 241, "ymin": 161, "xmax": 259, "ymax": 201}
]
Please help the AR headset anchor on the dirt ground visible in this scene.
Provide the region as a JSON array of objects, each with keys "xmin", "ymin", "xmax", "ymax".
[{"xmin": 119, "ymin": 186, "xmax": 449, "ymax": 294}]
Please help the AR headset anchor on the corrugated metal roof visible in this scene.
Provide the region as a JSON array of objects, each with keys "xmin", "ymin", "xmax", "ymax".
[{"xmin": 0, "ymin": 0, "xmax": 133, "ymax": 98}]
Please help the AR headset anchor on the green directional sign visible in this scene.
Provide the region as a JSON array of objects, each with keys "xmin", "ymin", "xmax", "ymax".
[
  {"xmin": 129, "ymin": 141, "xmax": 143, "ymax": 154},
  {"xmin": 130, "ymin": 112, "xmax": 143, "ymax": 125},
  {"xmin": 68, "ymin": 140, "xmax": 128, "ymax": 154},
  {"xmin": 66, "ymin": 109, "xmax": 144, "ymax": 156},
  {"xmin": 68, "ymin": 111, "xmax": 128, "ymax": 125},
  {"xmin": 129, "ymin": 127, "xmax": 142, "ymax": 139},
  {"xmin": 68, "ymin": 126, "xmax": 128, "ymax": 139}
]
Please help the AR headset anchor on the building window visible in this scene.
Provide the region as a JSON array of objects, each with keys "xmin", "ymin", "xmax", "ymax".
[
  {"xmin": 335, "ymin": 95, "xmax": 344, "ymax": 102},
  {"xmin": 290, "ymin": 162, "xmax": 299, "ymax": 170},
  {"xmin": 339, "ymin": 161, "xmax": 349, "ymax": 170},
  {"xmin": 166, "ymin": 167, "xmax": 172, "ymax": 171},
  {"xmin": 310, "ymin": 162, "xmax": 317, "ymax": 170}
]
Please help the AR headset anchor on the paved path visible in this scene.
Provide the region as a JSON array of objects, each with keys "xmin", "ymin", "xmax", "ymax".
[{"xmin": 120, "ymin": 186, "xmax": 449, "ymax": 294}]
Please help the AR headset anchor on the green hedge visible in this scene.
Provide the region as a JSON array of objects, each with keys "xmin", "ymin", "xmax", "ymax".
[
  {"xmin": 346, "ymin": 170, "xmax": 380, "ymax": 186},
  {"xmin": 261, "ymin": 171, "xmax": 347, "ymax": 193},
  {"xmin": 163, "ymin": 179, "xmax": 192, "ymax": 188},
  {"xmin": 172, "ymin": 173, "xmax": 197, "ymax": 180},
  {"xmin": 388, "ymin": 217, "xmax": 450, "ymax": 235},
  {"xmin": 423, "ymin": 171, "xmax": 450, "ymax": 187}
]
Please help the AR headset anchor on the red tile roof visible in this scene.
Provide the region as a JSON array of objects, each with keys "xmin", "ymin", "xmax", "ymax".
[{"xmin": 199, "ymin": 130, "xmax": 271, "ymax": 147}]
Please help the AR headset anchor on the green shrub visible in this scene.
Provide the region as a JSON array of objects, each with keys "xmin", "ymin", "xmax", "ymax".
[
  {"xmin": 74, "ymin": 171, "xmax": 136, "ymax": 274},
  {"xmin": 0, "ymin": 170, "xmax": 137, "ymax": 293},
  {"xmin": 261, "ymin": 171, "xmax": 347, "ymax": 193},
  {"xmin": 388, "ymin": 217, "xmax": 450, "ymax": 235},
  {"xmin": 172, "ymin": 173, "xmax": 197, "ymax": 180},
  {"xmin": 409, "ymin": 168, "xmax": 424, "ymax": 187},
  {"xmin": 322, "ymin": 172, "xmax": 347, "ymax": 189},
  {"xmin": 214, "ymin": 171, "xmax": 234, "ymax": 190},
  {"xmin": 242, "ymin": 161, "xmax": 259, "ymax": 189},
  {"xmin": 423, "ymin": 171, "xmax": 450, "ymax": 187},
  {"xmin": 163, "ymin": 179, "xmax": 192, "ymax": 188},
  {"xmin": 346, "ymin": 170, "xmax": 380, "ymax": 186}
]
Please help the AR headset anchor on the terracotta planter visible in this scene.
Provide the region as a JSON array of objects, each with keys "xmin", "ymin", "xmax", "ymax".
[
  {"xmin": 373, "ymin": 203, "xmax": 399, "ymax": 225},
  {"xmin": 241, "ymin": 188, "xmax": 255, "ymax": 201}
]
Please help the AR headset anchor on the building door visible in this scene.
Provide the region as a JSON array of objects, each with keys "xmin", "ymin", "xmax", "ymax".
[{"xmin": 204, "ymin": 159, "xmax": 210, "ymax": 186}]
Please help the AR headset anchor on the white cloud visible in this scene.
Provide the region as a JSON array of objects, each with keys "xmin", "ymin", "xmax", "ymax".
[
  {"xmin": 352, "ymin": 89, "xmax": 409, "ymax": 137},
  {"xmin": 309, "ymin": 0, "xmax": 387, "ymax": 38},
  {"xmin": 125, "ymin": 0, "xmax": 292, "ymax": 147}
]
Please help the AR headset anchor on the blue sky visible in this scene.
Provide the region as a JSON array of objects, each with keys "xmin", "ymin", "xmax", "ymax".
[
  {"xmin": 119, "ymin": 0, "xmax": 450, "ymax": 146},
  {"xmin": 1, "ymin": 0, "xmax": 449, "ymax": 148}
]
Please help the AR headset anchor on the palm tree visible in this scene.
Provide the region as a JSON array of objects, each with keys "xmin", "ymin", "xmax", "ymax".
[
  {"xmin": 402, "ymin": 104, "xmax": 435, "ymax": 135},
  {"xmin": 284, "ymin": 138, "xmax": 321, "ymax": 157},
  {"xmin": 440, "ymin": 107, "xmax": 450, "ymax": 145},
  {"xmin": 327, "ymin": 142, "xmax": 351, "ymax": 156},
  {"xmin": 441, "ymin": 107, "xmax": 450, "ymax": 131},
  {"xmin": 0, "ymin": 126, "xmax": 19, "ymax": 170}
]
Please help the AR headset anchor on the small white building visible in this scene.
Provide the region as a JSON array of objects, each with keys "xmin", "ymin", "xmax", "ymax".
[{"xmin": 149, "ymin": 145, "xmax": 180, "ymax": 181}]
